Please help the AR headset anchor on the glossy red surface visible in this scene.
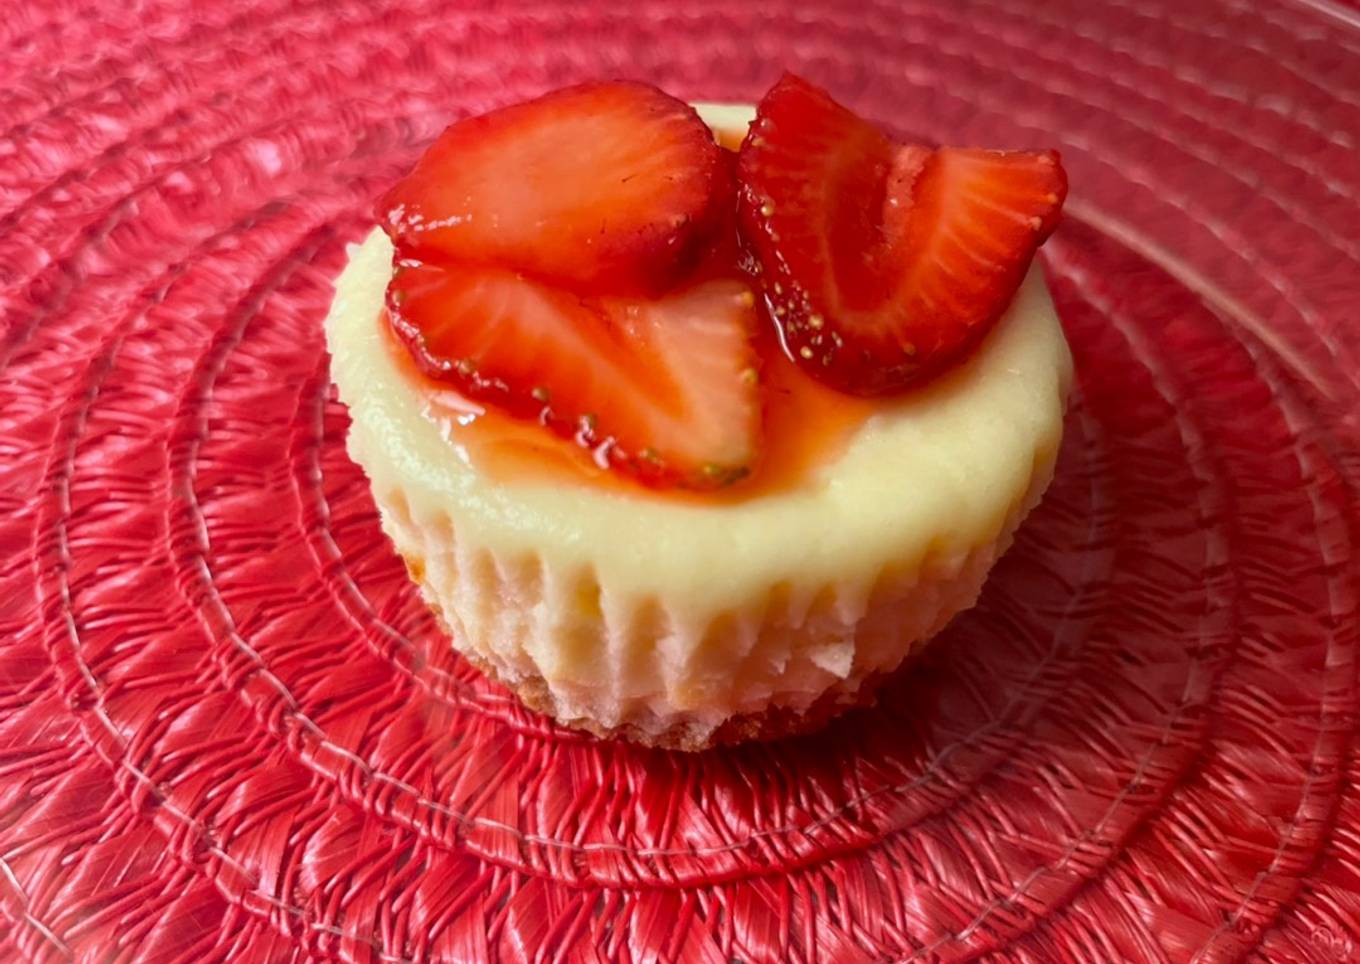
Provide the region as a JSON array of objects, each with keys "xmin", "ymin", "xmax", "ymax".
[{"xmin": 2, "ymin": 1, "xmax": 1358, "ymax": 961}]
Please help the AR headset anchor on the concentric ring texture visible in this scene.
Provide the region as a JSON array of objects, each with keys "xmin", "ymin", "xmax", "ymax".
[{"xmin": 2, "ymin": 1, "xmax": 1358, "ymax": 961}]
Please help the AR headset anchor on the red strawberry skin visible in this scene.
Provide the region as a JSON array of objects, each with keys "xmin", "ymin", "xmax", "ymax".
[
  {"xmin": 386, "ymin": 258, "xmax": 761, "ymax": 490},
  {"xmin": 737, "ymin": 74, "xmax": 1067, "ymax": 396},
  {"xmin": 379, "ymin": 82, "xmax": 730, "ymax": 296}
]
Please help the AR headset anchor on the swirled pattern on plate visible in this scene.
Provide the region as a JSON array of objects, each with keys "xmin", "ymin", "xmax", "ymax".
[{"xmin": 1, "ymin": 0, "xmax": 1357, "ymax": 960}]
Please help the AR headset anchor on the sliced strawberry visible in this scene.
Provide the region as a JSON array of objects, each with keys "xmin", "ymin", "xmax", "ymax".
[
  {"xmin": 387, "ymin": 261, "xmax": 761, "ymax": 489},
  {"xmin": 380, "ymin": 82, "xmax": 730, "ymax": 296},
  {"xmin": 737, "ymin": 74, "xmax": 1067, "ymax": 396}
]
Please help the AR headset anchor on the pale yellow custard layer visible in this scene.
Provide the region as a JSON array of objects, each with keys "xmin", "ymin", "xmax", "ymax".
[{"xmin": 324, "ymin": 105, "xmax": 1073, "ymax": 744}]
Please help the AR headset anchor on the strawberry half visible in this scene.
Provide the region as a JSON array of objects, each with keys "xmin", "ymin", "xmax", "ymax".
[
  {"xmin": 380, "ymin": 82, "xmax": 729, "ymax": 295},
  {"xmin": 387, "ymin": 261, "xmax": 761, "ymax": 489},
  {"xmin": 737, "ymin": 74, "xmax": 1067, "ymax": 395}
]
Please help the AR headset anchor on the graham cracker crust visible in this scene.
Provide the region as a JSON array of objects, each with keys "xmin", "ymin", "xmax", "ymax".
[{"xmin": 456, "ymin": 642, "xmax": 896, "ymax": 751}]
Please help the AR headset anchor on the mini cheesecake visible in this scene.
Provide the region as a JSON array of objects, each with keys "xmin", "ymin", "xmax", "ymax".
[{"xmin": 325, "ymin": 82, "xmax": 1071, "ymax": 749}]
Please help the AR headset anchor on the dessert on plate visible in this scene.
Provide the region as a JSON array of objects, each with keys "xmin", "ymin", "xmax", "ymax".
[{"xmin": 325, "ymin": 74, "xmax": 1071, "ymax": 750}]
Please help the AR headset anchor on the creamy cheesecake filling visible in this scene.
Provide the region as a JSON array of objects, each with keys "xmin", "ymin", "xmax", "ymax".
[
  {"xmin": 324, "ymin": 105, "xmax": 1072, "ymax": 743},
  {"xmin": 329, "ymin": 230, "xmax": 1068, "ymax": 611}
]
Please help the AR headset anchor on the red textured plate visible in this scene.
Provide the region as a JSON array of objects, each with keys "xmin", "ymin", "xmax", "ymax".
[{"xmin": 2, "ymin": 1, "xmax": 1358, "ymax": 961}]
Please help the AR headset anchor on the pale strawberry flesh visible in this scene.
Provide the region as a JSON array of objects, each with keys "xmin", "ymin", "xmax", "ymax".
[
  {"xmin": 387, "ymin": 260, "xmax": 761, "ymax": 490},
  {"xmin": 738, "ymin": 74, "xmax": 1067, "ymax": 395},
  {"xmin": 380, "ymin": 82, "xmax": 729, "ymax": 296}
]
